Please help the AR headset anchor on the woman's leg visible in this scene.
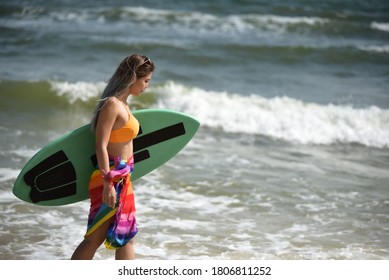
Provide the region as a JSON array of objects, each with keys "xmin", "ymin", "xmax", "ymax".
[
  {"xmin": 115, "ymin": 239, "xmax": 135, "ymax": 260},
  {"xmin": 71, "ymin": 218, "xmax": 112, "ymax": 260}
]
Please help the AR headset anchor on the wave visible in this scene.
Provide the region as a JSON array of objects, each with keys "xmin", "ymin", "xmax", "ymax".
[
  {"xmin": 12, "ymin": 6, "xmax": 329, "ymax": 27},
  {"xmin": 371, "ymin": 22, "xmax": 389, "ymax": 32},
  {"xmin": 154, "ymin": 82, "xmax": 389, "ymax": 148},
  {"xmin": 2, "ymin": 79, "xmax": 389, "ymax": 148},
  {"xmin": 4, "ymin": 5, "xmax": 386, "ymax": 54},
  {"xmin": 50, "ymin": 81, "xmax": 105, "ymax": 103},
  {"xmin": 358, "ymin": 45, "xmax": 389, "ymax": 53},
  {"xmin": 5, "ymin": 5, "xmax": 357, "ymax": 36},
  {"xmin": 113, "ymin": 7, "xmax": 330, "ymax": 32},
  {"xmin": 0, "ymin": 79, "xmax": 156, "ymax": 114},
  {"xmin": 0, "ymin": 80, "xmax": 100, "ymax": 109}
]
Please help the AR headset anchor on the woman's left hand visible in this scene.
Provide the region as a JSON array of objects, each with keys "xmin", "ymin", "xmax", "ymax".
[{"xmin": 102, "ymin": 181, "xmax": 116, "ymax": 208}]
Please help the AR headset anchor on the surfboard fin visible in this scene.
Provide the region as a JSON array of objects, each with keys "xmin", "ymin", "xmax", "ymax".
[{"xmin": 24, "ymin": 150, "xmax": 77, "ymax": 203}]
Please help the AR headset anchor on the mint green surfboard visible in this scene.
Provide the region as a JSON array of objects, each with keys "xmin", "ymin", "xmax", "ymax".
[{"xmin": 13, "ymin": 109, "xmax": 200, "ymax": 206}]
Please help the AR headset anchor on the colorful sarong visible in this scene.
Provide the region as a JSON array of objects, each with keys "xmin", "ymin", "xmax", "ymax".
[{"xmin": 85, "ymin": 155, "xmax": 138, "ymax": 250}]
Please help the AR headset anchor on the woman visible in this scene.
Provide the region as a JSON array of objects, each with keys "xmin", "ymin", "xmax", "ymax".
[{"xmin": 71, "ymin": 54, "xmax": 155, "ymax": 260}]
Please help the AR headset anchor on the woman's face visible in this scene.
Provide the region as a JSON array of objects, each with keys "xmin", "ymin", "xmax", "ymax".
[{"xmin": 129, "ymin": 72, "xmax": 153, "ymax": 96}]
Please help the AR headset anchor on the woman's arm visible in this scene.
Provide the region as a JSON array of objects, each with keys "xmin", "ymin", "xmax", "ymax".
[{"xmin": 95, "ymin": 98, "xmax": 118, "ymax": 208}]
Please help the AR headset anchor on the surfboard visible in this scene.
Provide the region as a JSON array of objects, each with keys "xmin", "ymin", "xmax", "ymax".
[{"xmin": 13, "ymin": 109, "xmax": 200, "ymax": 206}]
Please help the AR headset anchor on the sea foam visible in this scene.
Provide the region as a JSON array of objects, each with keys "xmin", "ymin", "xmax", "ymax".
[
  {"xmin": 371, "ymin": 22, "xmax": 389, "ymax": 32},
  {"xmin": 50, "ymin": 81, "xmax": 105, "ymax": 103},
  {"xmin": 48, "ymin": 80, "xmax": 389, "ymax": 148},
  {"xmin": 154, "ymin": 81, "xmax": 389, "ymax": 148}
]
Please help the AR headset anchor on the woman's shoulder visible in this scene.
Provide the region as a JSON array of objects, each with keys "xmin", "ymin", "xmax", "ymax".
[
  {"xmin": 104, "ymin": 96, "xmax": 121, "ymax": 108},
  {"xmin": 99, "ymin": 96, "xmax": 122, "ymax": 115}
]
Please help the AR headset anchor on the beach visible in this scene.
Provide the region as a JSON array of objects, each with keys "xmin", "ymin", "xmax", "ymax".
[{"xmin": 1, "ymin": 0, "xmax": 388, "ymax": 260}]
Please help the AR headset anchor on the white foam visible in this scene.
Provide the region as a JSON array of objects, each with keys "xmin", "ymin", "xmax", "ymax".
[
  {"xmin": 9, "ymin": 148, "xmax": 38, "ymax": 160},
  {"xmin": 27, "ymin": 6, "xmax": 329, "ymax": 36},
  {"xmin": 234, "ymin": 14, "xmax": 328, "ymax": 34},
  {"xmin": 358, "ymin": 45, "xmax": 389, "ymax": 53},
  {"xmin": 0, "ymin": 189, "xmax": 16, "ymax": 202},
  {"xmin": 371, "ymin": 22, "xmax": 389, "ymax": 32},
  {"xmin": 155, "ymin": 81, "xmax": 389, "ymax": 148},
  {"xmin": 50, "ymin": 81, "xmax": 105, "ymax": 103},
  {"xmin": 0, "ymin": 168, "xmax": 20, "ymax": 182}
]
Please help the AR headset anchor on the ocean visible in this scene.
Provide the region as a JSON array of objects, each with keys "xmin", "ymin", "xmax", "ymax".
[{"xmin": 0, "ymin": 0, "xmax": 388, "ymax": 260}]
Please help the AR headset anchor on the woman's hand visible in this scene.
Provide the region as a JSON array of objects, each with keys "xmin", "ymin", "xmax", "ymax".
[{"xmin": 102, "ymin": 181, "xmax": 116, "ymax": 208}]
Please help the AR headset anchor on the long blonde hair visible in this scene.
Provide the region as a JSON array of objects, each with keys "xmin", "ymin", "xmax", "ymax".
[{"xmin": 91, "ymin": 54, "xmax": 155, "ymax": 131}]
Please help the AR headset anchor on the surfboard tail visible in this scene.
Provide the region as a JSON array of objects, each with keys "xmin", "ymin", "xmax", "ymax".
[{"xmin": 24, "ymin": 150, "xmax": 77, "ymax": 203}]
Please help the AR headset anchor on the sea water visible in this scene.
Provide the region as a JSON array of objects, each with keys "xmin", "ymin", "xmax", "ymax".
[{"xmin": 0, "ymin": 0, "xmax": 388, "ymax": 260}]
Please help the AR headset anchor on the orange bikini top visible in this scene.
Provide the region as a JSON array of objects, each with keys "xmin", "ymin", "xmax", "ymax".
[{"xmin": 109, "ymin": 111, "xmax": 139, "ymax": 143}]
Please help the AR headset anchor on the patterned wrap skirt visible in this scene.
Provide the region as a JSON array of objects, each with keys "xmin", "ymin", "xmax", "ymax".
[{"xmin": 85, "ymin": 155, "xmax": 137, "ymax": 249}]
